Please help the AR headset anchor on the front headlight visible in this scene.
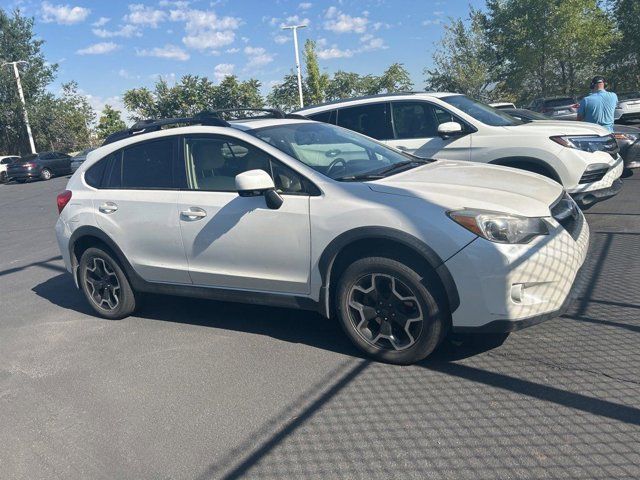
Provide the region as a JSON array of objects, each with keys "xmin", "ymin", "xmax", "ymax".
[
  {"xmin": 447, "ymin": 209, "xmax": 549, "ymax": 244},
  {"xmin": 550, "ymin": 134, "xmax": 617, "ymax": 153},
  {"xmin": 612, "ymin": 132, "xmax": 639, "ymax": 143}
]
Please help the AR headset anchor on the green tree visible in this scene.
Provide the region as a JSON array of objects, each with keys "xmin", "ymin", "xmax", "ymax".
[
  {"xmin": 607, "ymin": 0, "xmax": 640, "ymax": 90},
  {"xmin": 267, "ymin": 73, "xmax": 308, "ymax": 111},
  {"xmin": 378, "ymin": 63, "xmax": 413, "ymax": 93},
  {"xmin": 304, "ymin": 39, "xmax": 329, "ymax": 105},
  {"xmin": 425, "ymin": 10, "xmax": 503, "ymax": 102},
  {"xmin": 484, "ymin": 0, "xmax": 615, "ymax": 102},
  {"xmin": 0, "ymin": 8, "xmax": 57, "ymax": 154},
  {"xmin": 325, "ymin": 70, "xmax": 363, "ymax": 100},
  {"xmin": 33, "ymin": 81, "xmax": 95, "ymax": 152},
  {"xmin": 96, "ymin": 105, "xmax": 127, "ymax": 141},
  {"xmin": 124, "ymin": 74, "xmax": 263, "ymax": 120}
]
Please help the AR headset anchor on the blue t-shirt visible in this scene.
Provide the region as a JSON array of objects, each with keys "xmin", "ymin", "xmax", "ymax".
[{"xmin": 578, "ymin": 90, "xmax": 618, "ymax": 131}]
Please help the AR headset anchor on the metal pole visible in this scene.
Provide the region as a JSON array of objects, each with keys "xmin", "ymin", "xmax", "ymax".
[
  {"xmin": 282, "ymin": 25, "xmax": 307, "ymax": 108},
  {"xmin": 2, "ymin": 61, "xmax": 36, "ymax": 154}
]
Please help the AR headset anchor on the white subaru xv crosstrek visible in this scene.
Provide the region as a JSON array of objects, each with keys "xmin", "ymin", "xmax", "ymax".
[
  {"xmin": 297, "ymin": 92, "xmax": 624, "ymax": 208},
  {"xmin": 55, "ymin": 111, "xmax": 589, "ymax": 364}
]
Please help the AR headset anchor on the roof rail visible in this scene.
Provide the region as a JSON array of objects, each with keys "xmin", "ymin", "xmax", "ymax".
[
  {"xmin": 293, "ymin": 91, "xmax": 424, "ymax": 112},
  {"xmin": 101, "ymin": 111, "xmax": 230, "ymax": 146}
]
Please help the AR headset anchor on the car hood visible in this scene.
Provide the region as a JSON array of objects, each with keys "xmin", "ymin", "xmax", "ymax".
[
  {"xmin": 368, "ymin": 160, "xmax": 562, "ymax": 217},
  {"xmin": 505, "ymin": 120, "xmax": 610, "ymax": 136}
]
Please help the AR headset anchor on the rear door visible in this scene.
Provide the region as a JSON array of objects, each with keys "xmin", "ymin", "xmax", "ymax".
[
  {"xmin": 385, "ymin": 101, "xmax": 471, "ymax": 160},
  {"xmin": 92, "ymin": 136, "xmax": 191, "ymax": 284}
]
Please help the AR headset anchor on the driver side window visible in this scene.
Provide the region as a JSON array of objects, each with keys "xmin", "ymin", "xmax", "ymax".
[{"xmin": 184, "ymin": 136, "xmax": 308, "ymax": 195}]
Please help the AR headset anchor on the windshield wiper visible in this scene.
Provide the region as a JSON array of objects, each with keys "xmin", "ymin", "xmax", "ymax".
[
  {"xmin": 375, "ymin": 159, "xmax": 429, "ymax": 176},
  {"xmin": 335, "ymin": 173, "xmax": 386, "ymax": 182}
]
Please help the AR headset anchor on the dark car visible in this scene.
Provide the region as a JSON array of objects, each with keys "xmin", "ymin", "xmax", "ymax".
[
  {"xmin": 70, "ymin": 148, "xmax": 95, "ymax": 173},
  {"xmin": 6, "ymin": 151, "xmax": 72, "ymax": 182},
  {"xmin": 503, "ymin": 108, "xmax": 640, "ymax": 169},
  {"xmin": 529, "ymin": 97, "xmax": 580, "ymax": 120}
]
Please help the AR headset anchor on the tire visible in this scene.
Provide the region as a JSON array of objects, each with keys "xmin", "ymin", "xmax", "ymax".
[
  {"xmin": 40, "ymin": 168, "xmax": 52, "ymax": 181},
  {"xmin": 335, "ymin": 257, "xmax": 446, "ymax": 365},
  {"xmin": 79, "ymin": 247, "xmax": 136, "ymax": 319},
  {"xmin": 0, "ymin": 172, "xmax": 6, "ymax": 183}
]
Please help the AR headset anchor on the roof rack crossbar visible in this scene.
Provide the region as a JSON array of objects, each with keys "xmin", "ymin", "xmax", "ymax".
[
  {"xmin": 208, "ymin": 108, "xmax": 286, "ymax": 120},
  {"xmin": 102, "ymin": 113, "xmax": 230, "ymax": 146}
]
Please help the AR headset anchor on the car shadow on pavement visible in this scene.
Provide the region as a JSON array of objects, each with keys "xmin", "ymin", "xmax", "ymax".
[{"xmin": 32, "ymin": 272, "xmax": 504, "ymax": 362}]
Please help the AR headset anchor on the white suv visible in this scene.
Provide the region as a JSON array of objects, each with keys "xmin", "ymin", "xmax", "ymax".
[
  {"xmin": 297, "ymin": 93, "xmax": 624, "ymax": 208},
  {"xmin": 56, "ymin": 111, "xmax": 589, "ymax": 364}
]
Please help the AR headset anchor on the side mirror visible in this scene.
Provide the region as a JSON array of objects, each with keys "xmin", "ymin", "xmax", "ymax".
[
  {"xmin": 437, "ymin": 122, "xmax": 464, "ymax": 139},
  {"xmin": 235, "ymin": 169, "xmax": 283, "ymax": 210}
]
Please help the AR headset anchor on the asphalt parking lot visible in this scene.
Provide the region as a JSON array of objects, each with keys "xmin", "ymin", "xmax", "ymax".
[{"xmin": 1, "ymin": 174, "xmax": 639, "ymax": 479}]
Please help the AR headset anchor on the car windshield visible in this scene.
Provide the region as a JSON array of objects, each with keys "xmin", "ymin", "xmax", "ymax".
[
  {"xmin": 441, "ymin": 95, "xmax": 523, "ymax": 126},
  {"xmin": 248, "ymin": 122, "xmax": 429, "ymax": 181},
  {"xmin": 618, "ymin": 92, "xmax": 640, "ymax": 101},
  {"xmin": 544, "ymin": 97, "xmax": 576, "ymax": 107}
]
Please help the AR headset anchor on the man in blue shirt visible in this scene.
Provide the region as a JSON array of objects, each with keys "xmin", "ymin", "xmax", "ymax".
[{"xmin": 577, "ymin": 76, "xmax": 618, "ymax": 132}]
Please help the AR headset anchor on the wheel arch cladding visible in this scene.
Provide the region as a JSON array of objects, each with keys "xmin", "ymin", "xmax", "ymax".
[
  {"xmin": 69, "ymin": 226, "xmax": 144, "ymax": 290},
  {"xmin": 490, "ymin": 157, "xmax": 562, "ymax": 182},
  {"xmin": 318, "ymin": 227, "xmax": 460, "ymax": 318}
]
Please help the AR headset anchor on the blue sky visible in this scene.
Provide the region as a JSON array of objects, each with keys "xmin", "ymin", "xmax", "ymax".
[{"xmin": 4, "ymin": 0, "xmax": 484, "ymax": 117}]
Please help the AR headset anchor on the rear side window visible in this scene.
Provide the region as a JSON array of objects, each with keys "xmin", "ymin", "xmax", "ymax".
[
  {"xmin": 121, "ymin": 138, "xmax": 176, "ymax": 189},
  {"xmin": 84, "ymin": 158, "xmax": 108, "ymax": 188},
  {"xmin": 336, "ymin": 103, "xmax": 393, "ymax": 140},
  {"xmin": 307, "ymin": 110, "xmax": 337, "ymax": 124}
]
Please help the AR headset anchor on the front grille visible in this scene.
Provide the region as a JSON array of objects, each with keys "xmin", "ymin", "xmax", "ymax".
[
  {"xmin": 579, "ymin": 167, "xmax": 609, "ymax": 184},
  {"xmin": 550, "ymin": 193, "xmax": 582, "ymax": 240}
]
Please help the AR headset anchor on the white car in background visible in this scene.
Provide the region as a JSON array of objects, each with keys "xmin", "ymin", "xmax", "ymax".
[
  {"xmin": 298, "ymin": 92, "xmax": 624, "ymax": 208},
  {"xmin": 56, "ymin": 111, "xmax": 589, "ymax": 364},
  {"xmin": 0, "ymin": 155, "xmax": 21, "ymax": 183},
  {"xmin": 615, "ymin": 92, "xmax": 640, "ymax": 124}
]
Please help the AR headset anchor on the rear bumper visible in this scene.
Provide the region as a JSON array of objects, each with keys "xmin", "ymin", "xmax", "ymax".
[{"xmin": 7, "ymin": 170, "xmax": 40, "ymax": 180}]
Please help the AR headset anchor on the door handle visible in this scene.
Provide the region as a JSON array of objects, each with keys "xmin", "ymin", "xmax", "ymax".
[
  {"xmin": 99, "ymin": 202, "xmax": 118, "ymax": 214},
  {"xmin": 180, "ymin": 207, "xmax": 207, "ymax": 220}
]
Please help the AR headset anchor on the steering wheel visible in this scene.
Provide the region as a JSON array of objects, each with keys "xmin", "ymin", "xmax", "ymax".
[{"xmin": 326, "ymin": 158, "xmax": 347, "ymax": 177}]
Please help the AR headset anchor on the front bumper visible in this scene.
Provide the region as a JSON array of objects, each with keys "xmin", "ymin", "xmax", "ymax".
[
  {"xmin": 446, "ymin": 211, "xmax": 590, "ymax": 332},
  {"xmin": 571, "ymin": 178, "xmax": 623, "ymax": 208}
]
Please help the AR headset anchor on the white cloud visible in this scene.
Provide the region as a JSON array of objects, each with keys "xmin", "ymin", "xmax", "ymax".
[
  {"xmin": 298, "ymin": 2, "xmax": 312, "ymax": 10},
  {"xmin": 274, "ymin": 34, "xmax": 290, "ymax": 45},
  {"xmin": 76, "ymin": 42, "xmax": 119, "ymax": 55},
  {"xmin": 93, "ymin": 24, "xmax": 140, "ymax": 38},
  {"xmin": 422, "ymin": 19, "xmax": 443, "ymax": 26},
  {"xmin": 170, "ymin": 8, "xmax": 242, "ymax": 51},
  {"xmin": 226, "ymin": 47, "xmax": 240, "ymax": 53},
  {"xmin": 323, "ymin": 8, "xmax": 368, "ymax": 34},
  {"xmin": 92, "ymin": 17, "xmax": 110, "ymax": 27},
  {"xmin": 85, "ymin": 93, "xmax": 129, "ymax": 123},
  {"xmin": 41, "ymin": 2, "xmax": 90, "ymax": 25},
  {"xmin": 213, "ymin": 63, "xmax": 234, "ymax": 81},
  {"xmin": 137, "ymin": 44, "xmax": 190, "ymax": 61},
  {"xmin": 124, "ymin": 4, "xmax": 167, "ymax": 27},
  {"xmin": 244, "ymin": 46, "xmax": 274, "ymax": 68},
  {"xmin": 316, "ymin": 33, "xmax": 386, "ymax": 60}
]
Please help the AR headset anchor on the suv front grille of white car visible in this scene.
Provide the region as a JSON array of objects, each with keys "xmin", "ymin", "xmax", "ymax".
[{"xmin": 578, "ymin": 166, "xmax": 609, "ymax": 184}]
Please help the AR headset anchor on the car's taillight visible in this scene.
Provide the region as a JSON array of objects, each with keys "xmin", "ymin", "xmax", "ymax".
[
  {"xmin": 22, "ymin": 162, "xmax": 35, "ymax": 168},
  {"xmin": 57, "ymin": 190, "xmax": 72, "ymax": 214}
]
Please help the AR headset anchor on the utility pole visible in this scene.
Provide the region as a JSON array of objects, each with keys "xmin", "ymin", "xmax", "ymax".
[
  {"xmin": 2, "ymin": 60, "xmax": 36, "ymax": 154},
  {"xmin": 281, "ymin": 24, "xmax": 307, "ymax": 108}
]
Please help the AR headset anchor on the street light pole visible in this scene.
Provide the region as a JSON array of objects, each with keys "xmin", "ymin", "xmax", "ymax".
[
  {"xmin": 281, "ymin": 24, "xmax": 307, "ymax": 108},
  {"xmin": 2, "ymin": 60, "xmax": 36, "ymax": 154}
]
